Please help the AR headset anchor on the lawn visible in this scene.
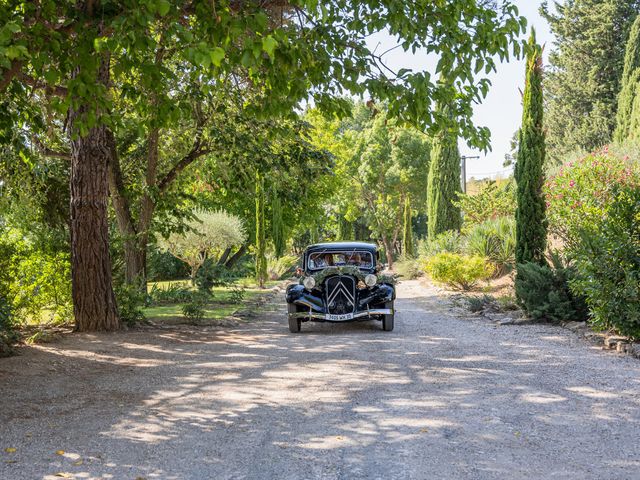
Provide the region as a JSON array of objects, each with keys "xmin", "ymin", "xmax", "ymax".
[{"xmin": 143, "ymin": 278, "xmax": 282, "ymax": 323}]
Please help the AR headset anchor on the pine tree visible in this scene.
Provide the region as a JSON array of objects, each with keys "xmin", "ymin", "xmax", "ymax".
[
  {"xmin": 615, "ymin": 13, "xmax": 640, "ymax": 142},
  {"xmin": 542, "ymin": 0, "xmax": 640, "ymax": 162},
  {"xmin": 271, "ymin": 193, "xmax": 286, "ymax": 258},
  {"xmin": 255, "ymin": 173, "xmax": 267, "ymax": 288},
  {"xmin": 515, "ymin": 30, "xmax": 547, "ymax": 267},
  {"xmin": 402, "ymin": 197, "xmax": 414, "ymax": 257},
  {"xmin": 427, "ymin": 108, "xmax": 461, "ymax": 241}
]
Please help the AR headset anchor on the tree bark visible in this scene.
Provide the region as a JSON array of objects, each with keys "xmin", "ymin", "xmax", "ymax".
[
  {"xmin": 68, "ymin": 56, "xmax": 120, "ymax": 332},
  {"xmin": 225, "ymin": 244, "xmax": 247, "ymax": 268}
]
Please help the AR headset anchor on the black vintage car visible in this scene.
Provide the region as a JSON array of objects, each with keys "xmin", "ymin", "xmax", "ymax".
[{"xmin": 285, "ymin": 242, "xmax": 396, "ymax": 333}]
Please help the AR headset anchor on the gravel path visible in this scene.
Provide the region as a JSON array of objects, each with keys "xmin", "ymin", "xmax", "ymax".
[{"xmin": 1, "ymin": 280, "xmax": 640, "ymax": 480}]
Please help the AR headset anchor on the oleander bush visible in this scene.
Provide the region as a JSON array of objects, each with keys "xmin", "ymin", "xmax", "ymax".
[
  {"xmin": 423, "ymin": 252, "xmax": 494, "ymax": 291},
  {"xmin": 570, "ymin": 186, "xmax": 640, "ymax": 337}
]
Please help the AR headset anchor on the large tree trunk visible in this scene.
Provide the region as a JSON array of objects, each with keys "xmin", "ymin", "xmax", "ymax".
[{"xmin": 68, "ymin": 57, "xmax": 120, "ymax": 332}]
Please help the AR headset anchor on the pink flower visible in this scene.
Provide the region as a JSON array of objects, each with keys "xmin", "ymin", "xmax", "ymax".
[{"xmin": 569, "ymin": 180, "xmax": 575, "ymax": 187}]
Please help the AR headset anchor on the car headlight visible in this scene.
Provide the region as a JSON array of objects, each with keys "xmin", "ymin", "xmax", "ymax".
[
  {"xmin": 303, "ymin": 276, "xmax": 316, "ymax": 290},
  {"xmin": 364, "ymin": 274, "xmax": 377, "ymax": 287}
]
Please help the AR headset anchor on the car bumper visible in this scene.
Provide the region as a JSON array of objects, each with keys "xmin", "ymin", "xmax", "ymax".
[{"xmin": 288, "ymin": 308, "xmax": 393, "ymax": 322}]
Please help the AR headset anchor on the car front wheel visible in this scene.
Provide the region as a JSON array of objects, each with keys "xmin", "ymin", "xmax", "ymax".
[
  {"xmin": 382, "ymin": 301, "xmax": 394, "ymax": 332},
  {"xmin": 287, "ymin": 303, "xmax": 301, "ymax": 333}
]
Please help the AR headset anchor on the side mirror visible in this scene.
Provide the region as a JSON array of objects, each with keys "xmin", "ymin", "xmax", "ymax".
[{"xmin": 295, "ymin": 267, "xmax": 303, "ymax": 277}]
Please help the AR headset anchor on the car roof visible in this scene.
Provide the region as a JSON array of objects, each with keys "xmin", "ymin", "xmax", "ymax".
[{"xmin": 305, "ymin": 242, "xmax": 378, "ymax": 253}]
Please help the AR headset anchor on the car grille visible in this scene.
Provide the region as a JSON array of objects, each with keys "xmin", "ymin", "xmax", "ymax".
[{"xmin": 325, "ymin": 275, "xmax": 356, "ymax": 315}]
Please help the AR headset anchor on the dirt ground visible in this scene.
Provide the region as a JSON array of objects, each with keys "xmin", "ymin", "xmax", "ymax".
[{"xmin": 1, "ymin": 280, "xmax": 639, "ymax": 480}]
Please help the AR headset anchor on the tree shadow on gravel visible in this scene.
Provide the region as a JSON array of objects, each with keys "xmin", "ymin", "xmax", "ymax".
[{"xmin": 1, "ymin": 286, "xmax": 640, "ymax": 479}]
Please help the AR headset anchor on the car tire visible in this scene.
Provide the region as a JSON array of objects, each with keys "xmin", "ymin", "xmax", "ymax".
[
  {"xmin": 287, "ymin": 303, "xmax": 301, "ymax": 333},
  {"xmin": 382, "ymin": 301, "xmax": 394, "ymax": 332}
]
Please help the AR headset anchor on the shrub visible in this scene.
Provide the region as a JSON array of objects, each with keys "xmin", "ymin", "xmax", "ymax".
[
  {"xmin": 228, "ymin": 285, "xmax": 246, "ymax": 304},
  {"xmin": 182, "ymin": 294, "xmax": 208, "ymax": 323},
  {"xmin": 114, "ymin": 283, "xmax": 146, "ymax": 327},
  {"xmin": 148, "ymin": 283, "xmax": 195, "ymax": 305},
  {"xmin": 570, "ymin": 186, "xmax": 640, "ymax": 337},
  {"xmin": 454, "ymin": 180, "xmax": 516, "ymax": 228},
  {"xmin": 464, "ymin": 217, "xmax": 516, "ymax": 277},
  {"xmin": 545, "ymin": 147, "xmax": 640, "ymax": 244},
  {"xmin": 147, "ymin": 249, "xmax": 190, "ymax": 281},
  {"xmin": 196, "ymin": 261, "xmax": 236, "ymax": 292},
  {"xmin": 423, "ymin": 253, "xmax": 494, "ymax": 291},
  {"xmin": 393, "ymin": 256, "xmax": 423, "ymax": 280},
  {"xmin": 266, "ymin": 254, "xmax": 299, "ymax": 280},
  {"xmin": 515, "ymin": 253, "xmax": 588, "ymax": 323},
  {"xmin": 419, "ymin": 230, "xmax": 463, "ymax": 257}
]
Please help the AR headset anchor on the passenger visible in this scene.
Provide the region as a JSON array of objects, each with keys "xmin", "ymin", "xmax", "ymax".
[
  {"xmin": 323, "ymin": 253, "xmax": 335, "ymax": 266},
  {"xmin": 348, "ymin": 253, "xmax": 362, "ymax": 266}
]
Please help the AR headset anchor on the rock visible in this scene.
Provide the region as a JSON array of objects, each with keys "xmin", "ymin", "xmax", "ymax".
[
  {"xmin": 604, "ymin": 335, "xmax": 629, "ymax": 349},
  {"xmin": 564, "ymin": 321, "xmax": 587, "ymax": 332}
]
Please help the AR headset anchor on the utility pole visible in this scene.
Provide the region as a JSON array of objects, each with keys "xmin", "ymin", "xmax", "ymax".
[{"xmin": 460, "ymin": 155, "xmax": 480, "ymax": 193}]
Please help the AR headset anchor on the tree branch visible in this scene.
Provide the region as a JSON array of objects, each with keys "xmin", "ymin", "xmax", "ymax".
[
  {"xmin": 19, "ymin": 73, "xmax": 67, "ymax": 97},
  {"xmin": 0, "ymin": 60, "xmax": 23, "ymax": 93}
]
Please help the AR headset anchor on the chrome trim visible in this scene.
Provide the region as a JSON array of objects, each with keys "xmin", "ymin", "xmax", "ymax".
[{"xmin": 288, "ymin": 308, "xmax": 393, "ymax": 321}]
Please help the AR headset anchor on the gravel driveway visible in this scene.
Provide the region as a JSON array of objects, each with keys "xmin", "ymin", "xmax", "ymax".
[{"xmin": 1, "ymin": 280, "xmax": 639, "ymax": 480}]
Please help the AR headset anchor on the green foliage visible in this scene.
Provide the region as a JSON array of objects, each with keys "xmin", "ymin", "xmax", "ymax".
[
  {"xmin": 465, "ymin": 217, "xmax": 516, "ymax": 277},
  {"xmin": 8, "ymin": 240, "xmax": 72, "ymax": 325},
  {"xmin": 255, "ymin": 173, "xmax": 267, "ymax": 288},
  {"xmin": 420, "ymin": 230, "xmax": 463, "ymax": 257},
  {"xmin": 570, "ymin": 186, "xmax": 640, "ymax": 337},
  {"xmin": 229, "ymin": 285, "xmax": 246, "ymax": 305},
  {"xmin": 267, "ymin": 254, "xmax": 298, "ymax": 280},
  {"xmin": 423, "ymin": 253, "xmax": 494, "ymax": 291},
  {"xmin": 615, "ymin": 13, "xmax": 640, "ymax": 142},
  {"xmin": 427, "ymin": 105, "xmax": 462, "ymax": 241},
  {"xmin": 147, "ymin": 283, "xmax": 194, "ymax": 305},
  {"xmin": 454, "ymin": 181, "xmax": 516, "ymax": 229},
  {"xmin": 545, "ymin": 147, "xmax": 640, "ymax": 244},
  {"xmin": 271, "ymin": 194, "xmax": 286, "ymax": 258},
  {"xmin": 114, "ymin": 282, "xmax": 146, "ymax": 327},
  {"xmin": 0, "ymin": 233, "xmax": 16, "ymax": 355},
  {"xmin": 147, "ymin": 249, "xmax": 190, "ymax": 282},
  {"xmin": 402, "ymin": 197, "xmax": 414, "ymax": 257},
  {"xmin": 515, "ymin": 31, "xmax": 547, "ymax": 267},
  {"xmin": 182, "ymin": 295, "xmax": 207, "ymax": 323},
  {"xmin": 542, "ymin": 0, "xmax": 640, "ymax": 162},
  {"xmin": 515, "ymin": 253, "xmax": 588, "ymax": 323},
  {"xmin": 394, "ymin": 256, "xmax": 423, "ymax": 280}
]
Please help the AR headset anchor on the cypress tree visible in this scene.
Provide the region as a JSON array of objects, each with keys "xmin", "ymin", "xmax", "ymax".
[
  {"xmin": 402, "ymin": 197, "xmax": 414, "ymax": 257},
  {"xmin": 271, "ymin": 193, "xmax": 286, "ymax": 258},
  {"xmin": 255, "ymin": 173, "xmax": 267, "ymax": 288},
  {"xmin": 515, "ymin": 30, "xmax": 547, "ymax": 267},
  {"xmin": 615, "ymin": 13, "xmax": 640, "ymax": 142},
  {"xmin": 426, "ymin": 107, "xmax": 462, "ymax": 241}
]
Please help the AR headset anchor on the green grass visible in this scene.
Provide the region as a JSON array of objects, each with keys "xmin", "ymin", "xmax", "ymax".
[{"xmin": 144, "ymin": 277, "xmax": 280, "ymax": 323}]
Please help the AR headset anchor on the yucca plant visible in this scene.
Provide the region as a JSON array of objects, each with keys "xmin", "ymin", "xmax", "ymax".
[{"xmin": 465, "ymin": 217, "xmax": 516, "ymax": 277}]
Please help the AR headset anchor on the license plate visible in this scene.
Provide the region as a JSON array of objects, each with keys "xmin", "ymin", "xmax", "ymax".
[{"xmin": 327, "ymin": 313, "xmax": 354, "ymax": 321}]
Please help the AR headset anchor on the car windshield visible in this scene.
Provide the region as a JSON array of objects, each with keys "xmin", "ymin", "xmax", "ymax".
[{"xmin": 307, "ymin": 250, "xmax": 374, "ymax": 270}]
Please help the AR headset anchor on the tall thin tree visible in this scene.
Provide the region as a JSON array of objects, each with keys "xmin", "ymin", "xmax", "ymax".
[
  {"xmin": 615, "ymin": 13, "xmax": 640, "ymax": 142},
  {"xmin": 515, "ymin": 30, "xmax": 547, "ymax": 267},
  {"xmin": 427, "ymin": 106, "xmax": 462, "ymax": 241},
  {"xmin": 255, "ymin": 173, "xmax": 267, "ymax": 288},
  {"xmin": 402, "ymin": 197, "xmax": 414, "ymax": 257}
]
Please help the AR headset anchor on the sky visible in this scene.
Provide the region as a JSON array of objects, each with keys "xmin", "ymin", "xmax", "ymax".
[{"xmin": 365, "ymin": 0, "xmax": 553, "ymax": 180}]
